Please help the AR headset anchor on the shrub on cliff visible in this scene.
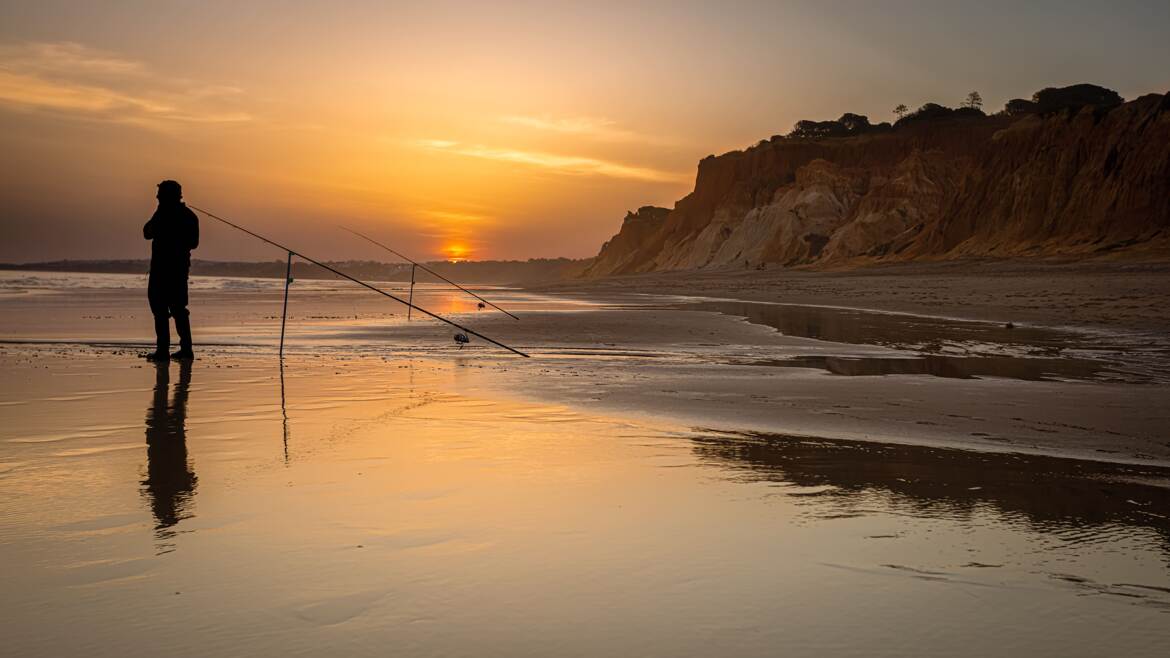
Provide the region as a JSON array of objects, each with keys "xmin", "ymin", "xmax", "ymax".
[
  {"xmin": 789, "ymin": 119, "xmax": 851, "ymax": 139},
  {"xmin": 1031, "ymin": 84, "xmax": 1123, "ymax": 114},
  {"xmin": 894, "ymin": 102, "xmax": 985, "ymax": 127},
  {"xmin": 1004, "ymin": 84, "xmax": 1124, "ymax": 116},
  {"xmin": 1003, "ymin": 98, "xmax": 1038, "ymax": 116},
  {"xmin": 786, "ymin": 113, "xmax": 890, "ymax": 139},
  {"xmin": 837, "ymin": 113, "xmax": 870, "ymax": 132}
]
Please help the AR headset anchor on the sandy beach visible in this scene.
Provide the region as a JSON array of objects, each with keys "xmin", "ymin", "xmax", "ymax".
[{"xmin": 2, "ymin": 268, "xmax": 1169, "ymax": 656}]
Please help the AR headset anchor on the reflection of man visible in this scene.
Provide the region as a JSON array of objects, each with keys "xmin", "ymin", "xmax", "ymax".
[
  {"xmin": 143, "ymin": 360, "xmax": 197, "ymax": 533},
  {"xmin": 143, "ymin": 180, "xmax": 199, "ymax": 361}
]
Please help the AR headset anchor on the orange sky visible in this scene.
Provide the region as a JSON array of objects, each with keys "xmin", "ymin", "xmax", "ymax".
[{"xmin": 1, "ymin": 1, "xmax": 1168, "ymax": 262}]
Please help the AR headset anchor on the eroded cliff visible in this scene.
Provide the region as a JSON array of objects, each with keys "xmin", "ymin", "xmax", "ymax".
[{"xmin": 584, "ymin": 86, "xmax": 1170, "ymax": 277}]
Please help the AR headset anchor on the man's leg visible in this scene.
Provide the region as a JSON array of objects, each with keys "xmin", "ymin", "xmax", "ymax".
[
  {"xmin": 147, "ymin": 274, "xmax": 171, "ymax": 357},
  {"xmin": 170, "ymin": 272, "xmax": 193, "ymax": 358}
]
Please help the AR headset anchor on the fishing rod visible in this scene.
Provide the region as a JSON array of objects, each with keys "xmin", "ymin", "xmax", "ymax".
[
  {"xmin": 339, "ymin": 227, "xmax": 520, "ymax": 320},
  {"xmin": 187, "ymin": 204, "xmax": 531, "ymax": 358}
]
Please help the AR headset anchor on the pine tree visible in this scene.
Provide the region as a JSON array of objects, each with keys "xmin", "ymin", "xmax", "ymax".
[
  {"xmin": 894, "ymin": 104, "xmax": 908, "ymax": 119},
  {"xmin": 964, "ymin": 91, "xmax": 983, "ymax": 110}
]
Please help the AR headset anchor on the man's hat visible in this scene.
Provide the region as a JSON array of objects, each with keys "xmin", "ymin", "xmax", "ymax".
[{"xmin": 157, "ymin": 180, "xmax": 182, "ymax": 196}]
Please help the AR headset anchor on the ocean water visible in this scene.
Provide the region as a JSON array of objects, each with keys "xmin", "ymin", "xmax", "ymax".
[
  {"xmin": 0, "ymin": 269, "xmax": 595, "ymax": 348},
  {"xmin": 0, "ymin": 269, "xmax": 532, "ymax": 297}
]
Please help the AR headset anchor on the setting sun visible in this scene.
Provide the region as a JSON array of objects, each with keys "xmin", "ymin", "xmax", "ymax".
[{"xmin": 443, "ymin": 243, "xmax": 471, "ymax": 262}]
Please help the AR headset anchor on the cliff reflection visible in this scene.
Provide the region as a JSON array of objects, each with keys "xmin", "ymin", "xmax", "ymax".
[
  {"xmin": 691, "ymin": 301, "xmax": 1060, "ymax": 350},
  {"xmin": 142, "ymin": 361, "xmax": 197, "ymax": 541},
  {"xmin": 751, "ymin": 354, "xmax": 1107, "ymax": 381},
  {"xmin": 693, "ymin": 301, "xmax": 1137, "ymax": 382},
  {"xmin": 692, "ymin": 432, "xmax": 1170, "ymax": 558}
]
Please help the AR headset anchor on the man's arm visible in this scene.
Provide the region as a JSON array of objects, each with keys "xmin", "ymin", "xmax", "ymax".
[
  {"xmin": 187, "ymin": 209, "xmax": 199, "ymax": 250},
  {"xmin": 143, "ymin": 214, "xmax": 156, "ymax": 240}
]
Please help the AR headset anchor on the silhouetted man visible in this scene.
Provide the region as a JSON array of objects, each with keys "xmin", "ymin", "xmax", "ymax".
[{"xmin": 143, "ymin": 180, "xmax": 199, "ymax": 360}]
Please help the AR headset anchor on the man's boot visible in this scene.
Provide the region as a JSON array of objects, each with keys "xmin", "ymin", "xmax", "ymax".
[{"xmin": 145, "ymin": 310, "xmax": 170, "ymax": 360}]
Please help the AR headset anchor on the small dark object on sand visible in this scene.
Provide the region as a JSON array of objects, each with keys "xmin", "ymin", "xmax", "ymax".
[
  {"xmin": 1005, "ymin": 322, "xmax": 1015, "ymax": 329},
  {"xmin": 454, "ymin": 332, "xmax": 470, "ymax": 348},
  {"xmin": 477, "ymin": 302, "xmax": 486, "ymax": 310}
]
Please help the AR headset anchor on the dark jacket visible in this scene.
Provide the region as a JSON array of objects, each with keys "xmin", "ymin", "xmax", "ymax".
[{"xmin": 144, "ymin": 202, "xmax": 199, "ymax": 271}]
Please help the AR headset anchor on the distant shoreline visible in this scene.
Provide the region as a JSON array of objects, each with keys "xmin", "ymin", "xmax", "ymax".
[{"xmin": 0, "ymin": 257, "xmax": 588, "ymax": 285}]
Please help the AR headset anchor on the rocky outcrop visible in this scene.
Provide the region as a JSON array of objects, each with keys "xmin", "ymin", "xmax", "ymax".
[
  {"xmin": 585, "ymin": 84, "xmax": 1170, "ymax": 276},
  {"xmin": 580, "ymin": 206, "xmax": 670, "ymax": 277}
]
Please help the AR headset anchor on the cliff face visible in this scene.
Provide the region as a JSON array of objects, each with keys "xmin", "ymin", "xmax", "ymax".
[{"xmin": 586, "ymin": 90, "xmax": 1170, "ymax": 276}]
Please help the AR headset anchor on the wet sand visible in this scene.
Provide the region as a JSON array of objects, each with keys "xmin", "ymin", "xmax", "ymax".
[
  {"xmin": 2, "ymin": 349, "xmax": 1169, "ymax": 657},
  {"xmin": 2, "ymin": 270, "xmax": 1170, "ymax": 656}
]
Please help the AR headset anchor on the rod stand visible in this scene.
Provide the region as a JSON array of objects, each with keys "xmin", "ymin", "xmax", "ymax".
[
  {"xmin": 407, "ymin": 263, "xmax": 416, "ymax": 320},
  {"xmin": 279, "ymin": 251, "xmax": 293, "ymax": 358}
]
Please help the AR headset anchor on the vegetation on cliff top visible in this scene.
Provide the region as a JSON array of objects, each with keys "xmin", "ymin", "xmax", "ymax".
[{"xmin": 776, "ymin": 83, "xmax": 1123, "ymax": 144}]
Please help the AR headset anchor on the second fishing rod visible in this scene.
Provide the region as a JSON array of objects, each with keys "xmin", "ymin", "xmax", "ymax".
[{"xmin": 188, "ymin": 204, "xmax": 531, "ymax": 358}]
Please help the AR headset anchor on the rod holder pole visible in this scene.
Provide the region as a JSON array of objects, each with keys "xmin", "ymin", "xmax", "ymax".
[
  {"xmin": 407, "ymin": 263, "xmax": 416, "ymax": 321},
  {"xmin": 279, "ymin": 251, "xmax": 293, "ymax": 358}
]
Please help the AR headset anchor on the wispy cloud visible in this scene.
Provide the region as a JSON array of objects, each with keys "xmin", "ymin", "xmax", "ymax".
[
  {"xmin": 416, "ymin": 139, "xmax": 688, "ymax": 183},
  {"xmin": 0, "ymin": 41, "xmax": 252, "ymax": 129},
  {"xmin": 424, "ymin": 209, "xmax": 493, "ymax": 224},
  {"xmin": 407, "ymin": 208, "xmax": 495, "ymax": 252},
  {"xmin": 499, "ymin": 114, "xmax": 678, "ymax": 146},
  {"xmin": 415, "ymin": 138, "xmax": 459, "ymax": 149}
]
